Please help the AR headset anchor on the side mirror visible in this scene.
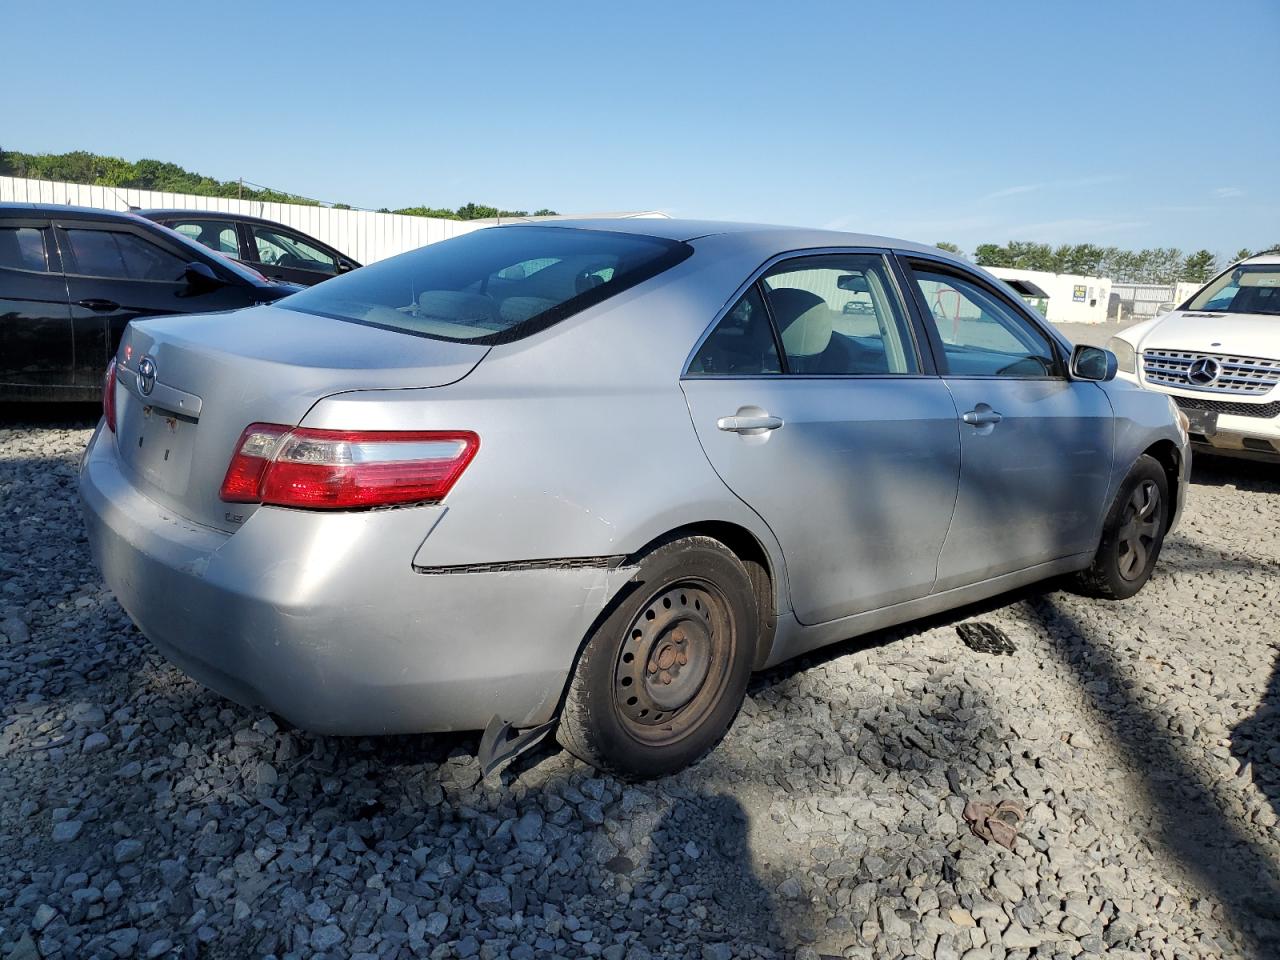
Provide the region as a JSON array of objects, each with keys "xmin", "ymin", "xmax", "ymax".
[
  {"xmin": 182, "ymin": 261, "xmax": 225, "ymax": 293},
  {"xmin": 337, "ymin": 259, "xmax": 356, "ymax": 274},
  {"xmin": 1070, "ymin": 344, "xmax": 1117, "ymax": 382}
]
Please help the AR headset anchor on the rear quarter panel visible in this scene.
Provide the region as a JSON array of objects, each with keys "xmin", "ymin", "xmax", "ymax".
[{"xmin": 300, "ymin": 239, "xmax": 793, "ymax": 604}]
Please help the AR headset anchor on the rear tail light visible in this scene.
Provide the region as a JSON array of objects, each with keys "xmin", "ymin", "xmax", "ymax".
[
  {"xmin": 219, "ymin": 423, "xmax": 479, "ymax": 510},
  {"xmin": 103, "ymin": 359, "xmax": 118, "ymax": 433}
]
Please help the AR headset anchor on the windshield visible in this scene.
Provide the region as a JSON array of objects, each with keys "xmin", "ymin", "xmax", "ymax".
[
  {"xmin": 1186, "ymin": 264, "xmax": 1280, "ymax": 315},
  {"xmin": 280, "ymin": 225, "xmax": 691, "ymax": 343}
]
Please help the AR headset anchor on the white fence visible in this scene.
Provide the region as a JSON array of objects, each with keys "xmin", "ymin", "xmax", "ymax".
[{"xmin": 0, "ymin": 176, "xmax": 483, "ymax": 264}]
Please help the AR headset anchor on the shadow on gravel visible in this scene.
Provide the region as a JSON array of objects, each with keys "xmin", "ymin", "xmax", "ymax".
[
  {"xmin": 0, "ymin": 401, "xmax": 101, "ymax": 428},
  {"xmin": 1189, "ymin": 454, "xmax": 1280, "ymax": 494},
  {"xmin": 1029, "ymin": 595, "xmax": 1280, "ymax": 956},
  {"xmin": 1233, "ymin": 652, "xmax": 1280, "ymax": 838}
]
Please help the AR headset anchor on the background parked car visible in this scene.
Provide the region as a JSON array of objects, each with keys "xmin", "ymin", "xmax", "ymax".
[
  {"xmin": 0, "ymin": 203, "xmax": 300, "ymax": 401},
  {"xmin": 1107, "ymin": 253, "xmax": 1280, "ymax": 463},
  {"xmin": 139, "ymin": 210, "xmax": 360, "ymax": 287}
]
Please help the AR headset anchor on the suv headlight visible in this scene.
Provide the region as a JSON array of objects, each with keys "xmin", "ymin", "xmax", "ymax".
[{"xmin": 1107, "ymin": 336, "xmax": 1137, "ymax": 374}]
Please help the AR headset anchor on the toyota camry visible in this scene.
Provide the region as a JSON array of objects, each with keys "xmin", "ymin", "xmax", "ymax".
[{"xmin": 80, "ymin": 220, "xmax": 1190, "ymax": 779}]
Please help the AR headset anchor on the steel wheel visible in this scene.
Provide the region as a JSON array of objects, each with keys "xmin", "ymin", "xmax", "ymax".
[
  {"xmin": 613, "ymin": 582, "xmax": 733, "ymax": 746},
  {"xmin": 1117, "ymin": 478, "xmax": 1160, "ymax": 581}
]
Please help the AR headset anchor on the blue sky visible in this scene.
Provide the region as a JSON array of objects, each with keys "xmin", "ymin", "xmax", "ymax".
[{"xmin": 4, "ymin": 0, "xmax": 1277, "ymax": 255}]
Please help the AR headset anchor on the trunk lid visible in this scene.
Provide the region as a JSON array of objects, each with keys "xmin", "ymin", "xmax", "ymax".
[{"xmin": 113, "ymin": 304, "xmax": 488, "ymax": 532}]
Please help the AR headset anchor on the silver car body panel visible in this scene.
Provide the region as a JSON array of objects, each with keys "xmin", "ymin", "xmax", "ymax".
[{"xmin": 80, "ymin": 220, "xmax": 1190, "ymax": 735}]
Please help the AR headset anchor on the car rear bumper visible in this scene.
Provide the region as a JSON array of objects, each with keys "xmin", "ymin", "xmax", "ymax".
[{"xmin": 79, "ymin": 424, "xmax": 631, "ymax": 735}]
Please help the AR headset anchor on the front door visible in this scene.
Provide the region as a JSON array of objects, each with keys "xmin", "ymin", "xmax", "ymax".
[
  {"xmin": 681, "ymin": 252, "xmax": 961, "ymax": 625},
  {"xmin": 245, "ymin": 223, "xmax": 341, "ymax": 286},
  {"xmin": 900, "ymin": 257, "xmax": 1114, "ymax": 591}
]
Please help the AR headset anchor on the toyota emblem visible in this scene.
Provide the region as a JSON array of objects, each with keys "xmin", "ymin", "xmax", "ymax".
[
  {"xmin": 1186, "ymin": 356, "xmax": 1221, "ymax": 387},
  {"xmin": 137, "ymin": 356, "xmax": 157, "ymax": 396}
]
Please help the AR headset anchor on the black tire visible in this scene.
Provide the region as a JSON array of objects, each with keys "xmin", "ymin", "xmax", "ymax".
[
  {"xmin": 1075, "ymin": 454, "xmax": 1169, "ymax": 600},
  {"xmin": 557, "ymin": 536, "xmax": 756, "ymax": 780}
]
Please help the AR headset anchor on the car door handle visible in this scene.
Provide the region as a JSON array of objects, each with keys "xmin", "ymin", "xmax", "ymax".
[
  {"xmin": 77, "ymin": 298, "xmax": 120, "ymax": 312},
  {"xmin": 962, "ymin": 405, "xmax": 1003, "ymax": 426},
  {"xmin": 717, "ymin": 414, "xmax": 784, "ymax": 434}
]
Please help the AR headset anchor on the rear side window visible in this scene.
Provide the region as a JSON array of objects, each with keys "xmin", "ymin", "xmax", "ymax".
[
  {"xmin": 64, "ymin": 229, "xmax": 188, "ymax": 281},
  {"xmin": 0, "ymin": 227, "xmax": 51, "ymax": 272},
  {"xmin": 281, "ymin": 225, "xmax": 691, "ymax": 344},
  {"xmin": 170, "ymin": 219, "xmax": 240, "ymax": 256},
  {"xmin": 686, "ymin": 285, "xmax": 781, "ymax": 376}
]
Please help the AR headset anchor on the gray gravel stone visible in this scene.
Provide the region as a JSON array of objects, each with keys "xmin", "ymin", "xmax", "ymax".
[{"xmin": 1, "ymin": 410, "xmax": 1276, "ymax": 960}]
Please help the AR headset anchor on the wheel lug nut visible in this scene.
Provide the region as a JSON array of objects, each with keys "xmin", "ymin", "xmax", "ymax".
[
  {"xmin": 677, "ymin": 652, "xmax": 688, "ymax": 665},
  {"xmin": 661, "ymin": 672, "xmax": 672, "ymax": 684},
  {"xmin": 647, "ymin": 662, "xmax": 658, "ymax": 674}
]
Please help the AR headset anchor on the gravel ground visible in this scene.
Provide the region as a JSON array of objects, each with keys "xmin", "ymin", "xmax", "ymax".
[{"xmin": 1, "ymin": 412, "xmax": 1278, "ymax": 960}]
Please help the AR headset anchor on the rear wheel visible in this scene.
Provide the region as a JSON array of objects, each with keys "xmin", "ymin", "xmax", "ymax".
[
  {"xmin": 1075, "ymin": 454, "xmax": 1169, "ymax": 600},
  {"xmin": 558, "ymin": 536, "xmax": 756, "ymax": 779}
]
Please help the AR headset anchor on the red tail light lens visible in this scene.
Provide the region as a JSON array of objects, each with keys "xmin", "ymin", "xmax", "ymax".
[
  {"xmin": 219, "ymin": 424, "xmax": 479, "ymax": 510},
  {"xmin": 103, "ymin": 359, "xmax": 118, "ymax": 433}
]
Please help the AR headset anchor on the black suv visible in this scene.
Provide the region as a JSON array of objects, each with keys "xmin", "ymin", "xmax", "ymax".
[
  {"xmin": 0, "ymin": 203, "xmax": 300, "ymax": 401},
  {"xmin": 139, "ymin": 210, "xmax": 360, "ymax": 287}
]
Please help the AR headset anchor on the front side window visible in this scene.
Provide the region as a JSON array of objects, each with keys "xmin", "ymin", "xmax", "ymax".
[
  {"xmin": 1187, "ymin": 264, "xmax": 1280, "ymax": 316},
  {"xmin": 170, "ymin": 220, "xmax": 239, "ymax": 256},
  {"xmin": 909, "ymin": 266, "xmax": 1058, "ymax": 377},
  {"xmin": 282, "ymin": 225, "xmax": 691, "ymax": 343},
  {"xmin": 64, "ymin": 229, "xmax": 188, "ymax": 281},
  {"xmin": 0, "ymin": 227, "xmax": 51, "ymax": 272},
  {"xmin": 761, "ymin": 255, "xmax": 919, "ymax": 374},
  {"xmin": 251, "ymin": 226, "xmax": 337, "ymax": 275}
]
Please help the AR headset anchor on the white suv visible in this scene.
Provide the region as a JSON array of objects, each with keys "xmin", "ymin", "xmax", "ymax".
[{"xmin": 1108, "ymin": 254, "xmax": 1280, "ymax": 463}]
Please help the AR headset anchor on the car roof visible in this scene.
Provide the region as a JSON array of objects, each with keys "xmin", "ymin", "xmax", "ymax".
[
  {"xmin": 505, "ymin": 217, "xmax": 947, "ymax": 256},
  {"xmin": 138, "ymin": 208, "xmax": 307, "ymax": 229},
  {"xmin": 0, "ymin": 202, "xmax": 144, "ymax": 222},
  {"xmin": 1242, "ymin": 253, "xmax": 1280, "ymax": 266}
]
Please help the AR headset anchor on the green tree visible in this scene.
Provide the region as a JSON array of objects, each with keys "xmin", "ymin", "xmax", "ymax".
[
  {"xmin": 1180, "ymin": 250, "xmax": 1218, "ymax": 284},
  {"xmin": 454, "ymin": 202, "xmax": 500, "ymax": 220},
  {"xmin": 1234, "ymin": 248, "xmax": 1253, "ymax": 262},
  {"xmin": 935, "ymin": 241, "xmax": 963, "ymax": 257},
  {"xmin": 973, "ymin": 243, "xmax": 1009, "ymax": 267},
  {"xmin": 532, "ymin": 208, "xmax": 559, "ymax": 217}
]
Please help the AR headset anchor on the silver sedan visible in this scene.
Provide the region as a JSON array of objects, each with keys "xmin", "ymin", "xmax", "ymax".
[{"xmin": 80, "ymin": 220, "xmax": 1190, "ymax": 778}]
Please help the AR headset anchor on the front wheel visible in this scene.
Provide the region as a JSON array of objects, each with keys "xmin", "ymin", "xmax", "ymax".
[
  {"xmin": 1075, "ymin": 454, "xmax": 1169, "ymax": 600},
  {"xmin": 557, "ymin": 536, "xmax": 757, "ymax": 779}
]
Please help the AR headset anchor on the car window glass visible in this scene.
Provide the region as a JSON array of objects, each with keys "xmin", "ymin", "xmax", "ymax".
[
  {"xmin": 761, "ymin": 254, "xmax": 918, "ymax": 374},
  {"xmin": 251, "ymin": 226, "xmax": 336, "ymax": 274},
  {"xmin": 686, "ymin": 285, "xmax": 781, "ymax": 376},
  {"xmin": 910, "ymin": 267, "xmax": 1057, "ymax": 378},
  {"xmin": 170, "ymin": 220, "xmax": 239, "ymax": 256},
  {"xmin": 65, "ymin": 229, "xmax": 188, "ymax": 281},
  {"xmin": 0, "ymin": 227, "xmax": 51, "ymax": 272},
  {"xmin": 281, "ymin": 225, "xmax": 689, "ymax": 343}
]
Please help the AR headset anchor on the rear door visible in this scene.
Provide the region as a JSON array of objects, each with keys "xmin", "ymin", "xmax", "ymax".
[
  {"xmin": 55, "ymin": 218, "xmax": 255, "ymax": 386},
  {"xmin": 0, "ymin": 218, "xmax": 75, "ymax": 391},
  {"xmin": 681, "ymin": 251, "xmax": 961, "ymax": 625},
  {"xmin": 898, "ymin": 255, "xmax": 1114, "ymax": 590},
  {"xmin": 245, "ymin": 223, "xmax": 342, "ymax": 286}
]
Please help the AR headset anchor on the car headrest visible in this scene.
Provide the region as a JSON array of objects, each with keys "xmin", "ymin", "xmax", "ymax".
[
  {"xmin": 769, "ymin": 287, "xmax": 832, "ymax": 357},
  {"xmin": 499, "ymin": 296, "xmax": 556, "ymax": 324},
  {"xmin": 417, "ymin": 290, "xmax": 499, "ymax": 325}
]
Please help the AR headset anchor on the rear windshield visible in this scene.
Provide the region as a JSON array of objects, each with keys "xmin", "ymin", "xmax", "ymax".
[
  {"xmin": 280, "ymin": 225, "xmax": 691, "ymax": 343},
  {"xmin": 1186, "ymin": 263, "xmax": 1280, "ymax": 316}
]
